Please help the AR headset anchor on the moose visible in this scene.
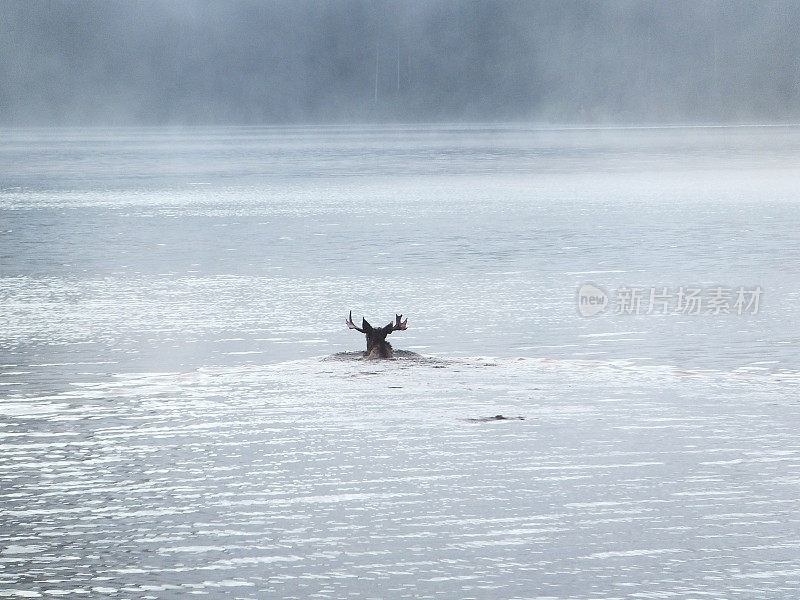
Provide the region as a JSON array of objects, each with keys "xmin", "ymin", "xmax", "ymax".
[{"xmin": 346, "ymin": 311, "xmax": 408, "ymax": 359}]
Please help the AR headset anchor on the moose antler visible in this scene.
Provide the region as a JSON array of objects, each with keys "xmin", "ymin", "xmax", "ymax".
[
  {"xmin": 390, "ymin": 314, "xmax": 408, "ymax": 331},
  {"xmin": 345, "ymin": 311, "xmax": 365, "ymax": 333}
]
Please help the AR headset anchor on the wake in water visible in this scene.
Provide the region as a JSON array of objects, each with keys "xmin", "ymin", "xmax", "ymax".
[{"xmin": 324, "ymin": 349, "xmax": 445, "ymax": 364}]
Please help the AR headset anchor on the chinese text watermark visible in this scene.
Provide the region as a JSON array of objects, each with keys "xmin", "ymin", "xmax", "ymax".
[{"xmin": 578, "ymin": 284, "xmax": 761, "ymax": 317}]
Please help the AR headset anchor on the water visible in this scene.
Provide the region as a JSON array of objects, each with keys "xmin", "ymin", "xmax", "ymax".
[{"xmin": 1, "ymin": 125, "xmax": 800, "ymax": 598}]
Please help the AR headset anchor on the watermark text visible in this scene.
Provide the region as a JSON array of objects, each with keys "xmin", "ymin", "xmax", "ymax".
[{"xmin": 578, "ymin": 284, "xmax": 761, "ymax": 316}]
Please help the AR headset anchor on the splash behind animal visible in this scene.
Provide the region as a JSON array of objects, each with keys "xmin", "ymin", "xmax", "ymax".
[{"xmin": 346, "ymin": 311, "xmax": 408, "ymax": 359}]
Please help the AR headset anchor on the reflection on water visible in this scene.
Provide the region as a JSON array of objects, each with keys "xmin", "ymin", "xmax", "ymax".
[
  {"xmin": 2, "ymin": 126, "xmax": 800, "ymax": 597},
  {"xmin": 2, "ymin": 126, "xmax": 800, "ymax": 376},
  {"xmin": 1, "ymin": 358, "xmax": 799, "ymax": 598}
]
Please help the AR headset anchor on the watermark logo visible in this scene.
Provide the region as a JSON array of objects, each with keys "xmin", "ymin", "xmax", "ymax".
[
  {"xmin": 577, "ymin": 283, "xmax": 609, "ymax": 317},
  {"xmin": 578, "ymin": 284, "xmax": 762, "ymax": 316}
]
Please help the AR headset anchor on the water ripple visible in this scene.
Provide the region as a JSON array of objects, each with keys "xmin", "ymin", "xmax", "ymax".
[{"xmin": 1, "ymin": 357, "xmax": 798, "ymax": 598}]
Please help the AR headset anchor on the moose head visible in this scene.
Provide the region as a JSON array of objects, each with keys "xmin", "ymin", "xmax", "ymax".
[{"xmin": 346, "ymin": 311, "xmax": 408, "ymax": 359}]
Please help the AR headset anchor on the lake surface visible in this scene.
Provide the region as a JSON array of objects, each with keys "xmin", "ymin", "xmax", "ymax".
[{"xmin": 1, "ymin": 125, "xmax": 800, "ymax": 598}]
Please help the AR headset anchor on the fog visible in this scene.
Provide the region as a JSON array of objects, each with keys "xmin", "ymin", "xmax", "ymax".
[{"xmin": 2, "ymin": 0, "xmax": 800, "ymax": 126}]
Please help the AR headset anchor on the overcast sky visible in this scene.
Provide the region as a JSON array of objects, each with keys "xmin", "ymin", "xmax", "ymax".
[{"xmin": 2, "ymin": 0, "xmax": 800, "ymax": 126}]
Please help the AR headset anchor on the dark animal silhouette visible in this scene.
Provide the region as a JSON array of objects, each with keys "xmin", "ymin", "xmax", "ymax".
[
  {"xmin": 346, "ymin": 311, "xmax": 408, "ymax": 359},
  {"xmin": 464, "ymin": 415, "xmax": 526, "ymax": 423}
]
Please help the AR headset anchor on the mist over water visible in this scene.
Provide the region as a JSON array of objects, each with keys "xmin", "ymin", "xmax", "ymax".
[{"xmin": 3, "ymin": 0, "xmax": 800, "ymax": 126}]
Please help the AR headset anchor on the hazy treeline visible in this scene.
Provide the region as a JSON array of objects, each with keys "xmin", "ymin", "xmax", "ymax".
[{"xmin": 2, "ymin": 0, "xmax": 799, "ymax": 125}]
